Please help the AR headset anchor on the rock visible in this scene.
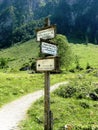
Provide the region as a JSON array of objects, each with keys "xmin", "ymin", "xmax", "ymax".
[{"xmin": 64, "ymin": 124, "xmax": 73, "ymax": 130}]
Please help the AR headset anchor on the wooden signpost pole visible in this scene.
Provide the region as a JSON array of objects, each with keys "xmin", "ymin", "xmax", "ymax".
[
  {"xmin": 44, "ymin": 18, "xmax": 53, "ymax": 130},
  {"xmin": 44, "ymin": 71, "xmax": 50, "ymax": 130},
  {"xmin": 36, "ymin": 17, "xmax": 57, "ymax": 130}
]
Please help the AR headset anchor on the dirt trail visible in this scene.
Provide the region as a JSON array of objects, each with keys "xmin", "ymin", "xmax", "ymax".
[{"xmin": 0, "ymin": 82, "xmax": 67, "ymax": 130}]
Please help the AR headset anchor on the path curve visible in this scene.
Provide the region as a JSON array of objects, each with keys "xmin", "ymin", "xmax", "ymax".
[{"xmin": 0, "ymin": 82, "xmax": 67, "ymax": 130}]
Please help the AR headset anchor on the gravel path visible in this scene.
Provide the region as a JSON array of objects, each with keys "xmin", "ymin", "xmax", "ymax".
[{"xmin": 0, "ymin": 82, "xmax": 67, "ymax": 130}]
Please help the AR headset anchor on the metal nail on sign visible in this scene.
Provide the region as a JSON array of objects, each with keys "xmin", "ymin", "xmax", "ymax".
[
  {"xmin": 36, "ymin": 25, "xmax": 56, "ymax": 42},
  {"xmin": 41, "ymin": 41, "xmax": 57, "ymax": 56}
]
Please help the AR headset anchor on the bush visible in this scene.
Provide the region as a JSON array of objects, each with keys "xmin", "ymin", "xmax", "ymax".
[
  {"xmin": 54, "ymin": 85, "xmax": 76, "ymax": 98},
  {"xmin": 0, "ymin": 58, "xmax": 8, "ymax": 69},
  {"xmin": 54, "ymin": 76, "xmax": 94, "ymax": 100},
  {"xmin": 86, "ymin": 63, "xmax": 93, "ymax": 70},
  {"xmin": 94, "ymin": 88, "xmax": 98, "ymax": 94},
  {"xmin": 53, "ymin": 34, "xmax": 74, "ymax": 70},
  {"xmin": 75, "ymin": 86, "xmax": 90, "ymax": 99},
  {"xmin": 79, "ymin": 101, "xmax": 90, "ymax": 109}
]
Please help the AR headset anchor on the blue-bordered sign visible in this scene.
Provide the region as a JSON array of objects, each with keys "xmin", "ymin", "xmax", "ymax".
[{"xmin": 41, "ymin": 41, "xmax": 57, "ymax": 56}]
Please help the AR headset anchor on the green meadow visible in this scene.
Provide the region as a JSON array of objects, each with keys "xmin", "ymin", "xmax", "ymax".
[
  {"xmin": 0, "ymin": 40, "xmax": 98, "ymax": 71},
  {"xmin": 71, "ymin": 43, "xmax": 98, "ymax": 68},
  {"xmin": 20, "ymin": 72, "xmax": 98, "ymax": 130},
  {"xmin": 0, "ymin": 39, "xmax": 39, "ymax": 70},
  {"xmin": 0, "ymin": 39, "xmax": 98, "ymax": 129}
]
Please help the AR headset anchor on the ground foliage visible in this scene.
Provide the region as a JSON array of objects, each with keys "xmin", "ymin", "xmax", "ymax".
[{"xmin": 20, "ymin": 70, "xmax": 98, "ymax": 130}]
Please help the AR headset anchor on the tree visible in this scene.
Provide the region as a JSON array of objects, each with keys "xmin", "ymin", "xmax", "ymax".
[{"xmin": 53, "ymin": 34, "xmax": 73, "ymax": 70}]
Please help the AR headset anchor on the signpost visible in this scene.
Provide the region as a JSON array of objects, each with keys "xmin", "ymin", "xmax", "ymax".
[
  {"xmin": 36, "ymin": 25, "xmax": 56, "ymax": 42},
  {"xmin": 41, "ymin": 40, "xmax": 57, "ymax": 56},
  {"xmin": 36, "ymin": 57, "xmax": 59, "ymax": 72},
  {"xmin": 36, "ymin": 18, "xmax": 59, "ymax": 130}
]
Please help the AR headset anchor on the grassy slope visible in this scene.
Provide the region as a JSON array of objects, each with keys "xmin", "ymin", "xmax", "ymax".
[
  {"xmin": 0, "ymin": 41, "xmax": 98, "ymax": 71},
  {"xmin": 0, "ymin": 71, "xmax": 73, "ymax": 107},
  {"xmin": 71, "ymin": 43, "xmax": 98, "ymax": 68},
  {"xmin": 0, "ymin": 72, "xmax": 44, "ymax": 107},
  {"xmin": 0, "ymin": 40, "xmax": 98, "ymax": 129},
  {"xmin": 0, "ymin": 39, "xmax": 39, "ymax": 70},
  {"xmin": 20, "ymin": 73, "xmax": 98, "ymax": 130},
  {"xmin": 0, "ymin": 38, "xmax": 75, "ymax": 107}
]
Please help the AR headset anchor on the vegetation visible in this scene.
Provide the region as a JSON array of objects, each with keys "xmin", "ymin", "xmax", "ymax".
[
  {"xmin": 0, "ymin": 36, "xmax": 98, "ymax": 72},
  {"xmin": 0, "ymin": 35, "xmax": 98, "ymax": 129},
  {"xmin": 0, "ymin": 39, "xmax": 39, "ymax": 71},
  {"xmin": 0, "ymin": 1, "xmax": 98, "ymax": 130},
  {"xmin": 0, "ymin": 58, "xmax": 8, "ymax": 69},
  {"xmin": 0, "ymin": 0, "xmax": 98, "ymax": 48},
  {"xmin": 0, "ymin": 34, "xmax": 74, "ymax": 71},
  {"xmin": 71, "ymin": 43, "xmax": 98, "ymax": 69},
  {"xmin": 20, "ymin": 71, "xmax": 98, "ymax": 130},
  {"xmin": 0, "ymin": 72, "xmax": 70, "ymax": 107},
  {"xmin": 0, "ymin": 72, "xmax": 43, "ymax": 107},
  {"xmin": 53, "ymin": 35, "xmax": 74, "ymax": 70}
]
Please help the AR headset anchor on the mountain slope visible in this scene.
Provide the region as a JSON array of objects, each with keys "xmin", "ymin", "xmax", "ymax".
[
  {"xmin": 0, "ymin": 38, "xmax": 98, "ymax": 71},
  {"xmin": 0, "ymin": 0, "xmax": 98, "ymax": 48}
]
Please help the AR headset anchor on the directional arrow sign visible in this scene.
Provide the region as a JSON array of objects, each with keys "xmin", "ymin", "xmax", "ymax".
[
  {"xmin": 36, "ymin": 25, "xmax": 56, "ymax": 42},
  {"xmin": 41, "ymin": 41, "xmax": 57, "ymax": 56}
]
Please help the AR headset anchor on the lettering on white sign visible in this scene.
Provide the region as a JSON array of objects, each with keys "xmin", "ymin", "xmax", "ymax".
[
  {"xmin": 41, "ymin": 42, "xmax": 57, "ymax": 56},
  {"xmin": 36, "ymin": 58, "xmax": 55, "ymax": 71},
  {"xmin": 36, "ymin": 26, "xmax": 55, "ymax": 41}
]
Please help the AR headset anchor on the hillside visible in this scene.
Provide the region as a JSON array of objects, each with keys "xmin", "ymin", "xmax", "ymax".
[
  {"xmin": 0, "ymin": 38, "xmax": 98, "ymax": 71},
  {"xmin": 0, "ymin": 0, "xmax": 98, "ymax": 48},
  {"xmin": 71, "ymin": 43, "xmax": 98, "ymax": 69},
  {"xmin": 0, "ymin": 39, "xmax": 39, "ymax": 71},
  {"xmin": 0, "ymin": 38, "xmax": 98, "ymax": 129}
]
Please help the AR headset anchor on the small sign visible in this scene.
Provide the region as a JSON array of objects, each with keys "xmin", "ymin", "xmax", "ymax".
[
  {"xmin": 36, "ymin": 26, "xmax": 56, "ymax": 42},
  {"xmin": 36, "ymin": 57, "xmax": 59, "ymax": 72},
  {"xmin": 41, "ymin": 41, "xmax": 57, "ymax": 56}
]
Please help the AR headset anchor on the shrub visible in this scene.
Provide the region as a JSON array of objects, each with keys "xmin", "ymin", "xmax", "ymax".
[
  {"xmin": 0, "ymin": 58, "xmax": 8, "ymax": 69},
  {"xmin": 54, "ymin": 85, "xmax": 76, "ymax": 98},
  {"xmin": 86, "ymin": 63, "xmax": 93, "ymax": 70},
  {"xmin": 79, "ymin": 101, "xmax": 90, "ymax": 109},
  {"xmin": 53, "ymin": 34, "xmax": 74, "ymax": 70},
  {"xmin": 94, "ymin": 88, "xmax": 98, "ymax": 94},
  {"xmin": 75, "ymin": 86, "xmax": 90, "ymax": 99}
]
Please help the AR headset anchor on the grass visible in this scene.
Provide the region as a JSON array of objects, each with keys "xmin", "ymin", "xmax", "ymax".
[
  {"xmin": 0, "ymin": 72, "xmax": 44, "ymax": 107},
  {"xmin": 0, "ymin": 39, "xmax": 39, "ymax": 70},
  {"xmin": 0, "ymin": 39, "xmax": 98, "ymax": 129},
  {"xmin": 0, "ymin": 71, "xmax": 73, "ymax": 107},
  {"xmin": 0, "ymin": 40, "xmax": 98, "ymax": 71},
  {"xmin": 70, "ymin": 43, "xmax": 98, "ymax": 69},
  {"xmin": 20, "ymin": 72, "xmax": 98, "ymax": 130},
  {"xmin": 20, "ymin": 98, "xmax": 98, "ymax": 130}
]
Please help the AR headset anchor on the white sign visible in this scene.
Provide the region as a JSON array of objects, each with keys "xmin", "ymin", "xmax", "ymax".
[
  {"xmin": 36, "ymin": 58, "xmax": 55, "ymax": 71},
  {"xmin": 36, "ymin": 26, "xmax": 55, "ymax": 42},
  {"xmin": 41, "ymin": 42, "xmax": 57, "ymax": 56}
]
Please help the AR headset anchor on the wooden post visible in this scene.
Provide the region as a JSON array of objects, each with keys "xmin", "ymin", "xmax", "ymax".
[
  {"xmin": 44, "ymin": 17, "xmax": 53, "ymax": 130},
  {"xmin": 44, "ymin": 71, "xmax": 50, "ymax": 130},
  {"xmin": 49, "ymin": 110, "xmax": 53, "ymax": 130},
  {"xmin": 44, "ymin": 17, "xmax": 50, "ymax": 27}
]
